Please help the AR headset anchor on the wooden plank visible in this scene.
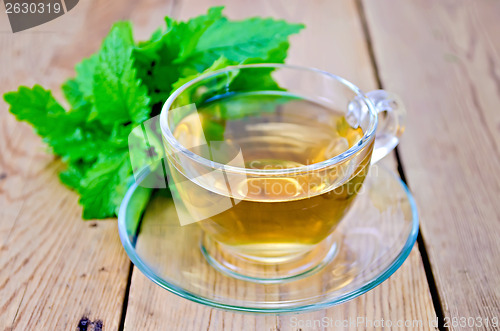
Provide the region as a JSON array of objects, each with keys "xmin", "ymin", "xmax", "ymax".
[
  {"xmin": 0, "ymin": 0, "xmax": 174, "ymax": 329},
  {"xmin": 362, "ymin": 0, "xmax": 500, "ymax": 327},
  {"xmin": 123, "ymin": 1, "xmax": 437, "ymax": 330}
]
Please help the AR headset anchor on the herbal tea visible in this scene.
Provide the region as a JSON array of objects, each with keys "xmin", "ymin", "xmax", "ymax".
[{"xmin": 169, "ymin": 92, "xmax": 372, "ymax": 261}]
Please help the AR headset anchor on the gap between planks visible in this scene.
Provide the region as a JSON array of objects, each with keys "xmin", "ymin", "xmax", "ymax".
[{"xmin": 354, "ymin": 0, "xmax": 446, "ymax": 329}]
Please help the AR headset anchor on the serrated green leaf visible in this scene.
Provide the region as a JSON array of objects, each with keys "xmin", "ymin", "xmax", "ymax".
[
  {"xmin": 62, "ymin": 54, "xmax": 99, "ymax": 113},
  {"xmin": 176, "ymin": 17, "xmax": 304, "ymax": 68},
  {"xmin": 4, "ymin": 85, "xmax": 104, "ymax": 162},
  {"xmin": 79, "ymin": 152, "xmax": 132, "ymax": 219},
  {"xmin": 93, "ymin": 22, "xmax": 150, "ymax": 126}
]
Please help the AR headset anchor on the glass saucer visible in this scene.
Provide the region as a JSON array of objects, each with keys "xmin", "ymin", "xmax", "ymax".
[{"xmin": 118, "ymin": 164, "xmax": 418, "ymax": 313}]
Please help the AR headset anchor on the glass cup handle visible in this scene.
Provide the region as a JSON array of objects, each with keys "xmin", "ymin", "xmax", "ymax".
[{"xmin": 366, "ymin": 90, "xmax": 406, "ymax": 164}]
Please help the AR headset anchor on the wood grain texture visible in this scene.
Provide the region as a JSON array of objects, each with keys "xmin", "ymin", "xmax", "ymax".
[
  {"xmin": 362, "ymin": 0, "xmax": 500, "ymax": 327},
  {"xmin": 123, "ymin": 1, "xmax": 437, "ymax": 330},
  {"xmin": 0, "ymin": 0, "xmax": 174, "ymax": 329}
]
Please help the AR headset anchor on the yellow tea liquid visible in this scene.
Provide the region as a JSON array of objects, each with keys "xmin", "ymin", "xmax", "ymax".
[{"xmin": 170, "ymin": 92, "xmax": 372, "ymax": 260}]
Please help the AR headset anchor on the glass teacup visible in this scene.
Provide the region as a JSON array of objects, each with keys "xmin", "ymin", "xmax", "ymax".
[{"xmin": 158, "ymin": 64, "xmax": 405, "ymax": 281}]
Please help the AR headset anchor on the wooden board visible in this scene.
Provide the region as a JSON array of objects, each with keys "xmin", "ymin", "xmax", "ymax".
[
  {"xmin": 362, "ymin": 0, "xmax": 500, "ymax": 327},
  {"xmin": 123, "ymin": 1, "xmax": 437, "ymax": 330},
  {"xmin": 0, "ymin": 0, "xmax": 174, "ymax": 329}
]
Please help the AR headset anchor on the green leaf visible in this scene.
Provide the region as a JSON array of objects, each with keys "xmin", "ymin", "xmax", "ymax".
[
  {"xmin": 135, "ymin": 7, "xmax": 303, "ymax": 107},
  {"xmin": 79, "ymin": 152, "xmax": 133, "ymax": 219},
  {"xmin": 171, "ymin": 56, "xmax": 235, "ymax": 94},
  {"xmin": 4, "ymin": 85, "xmax": 105, "ymax": 162},
  {"xmin": 93, "ymin": 22, "xmax": 150, "ymax": 126},
  {"xmin": 174, "ymin": 6, "xmax": 226, "ymax": 60},
  {"xmin": 62, "ymin": 54, "xmax": 99, "ymax": 114},
  {"xmin": 133, "ymin": 8, "xmax": 225, "ymax": 106},
  {"xmin": 4, "ymin": 85, "xmax": 66, "ymax": 130},
  {"xmin": 59, "ymin": 160, "xmax": 89, "ymax": 191},
  {"xmin": 177, "ymin": 17, "xmax": 304, "ymax": 68},
  {"xmin": 62, "ymin": 79, "xmax": 86, "ymax": 110}
]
